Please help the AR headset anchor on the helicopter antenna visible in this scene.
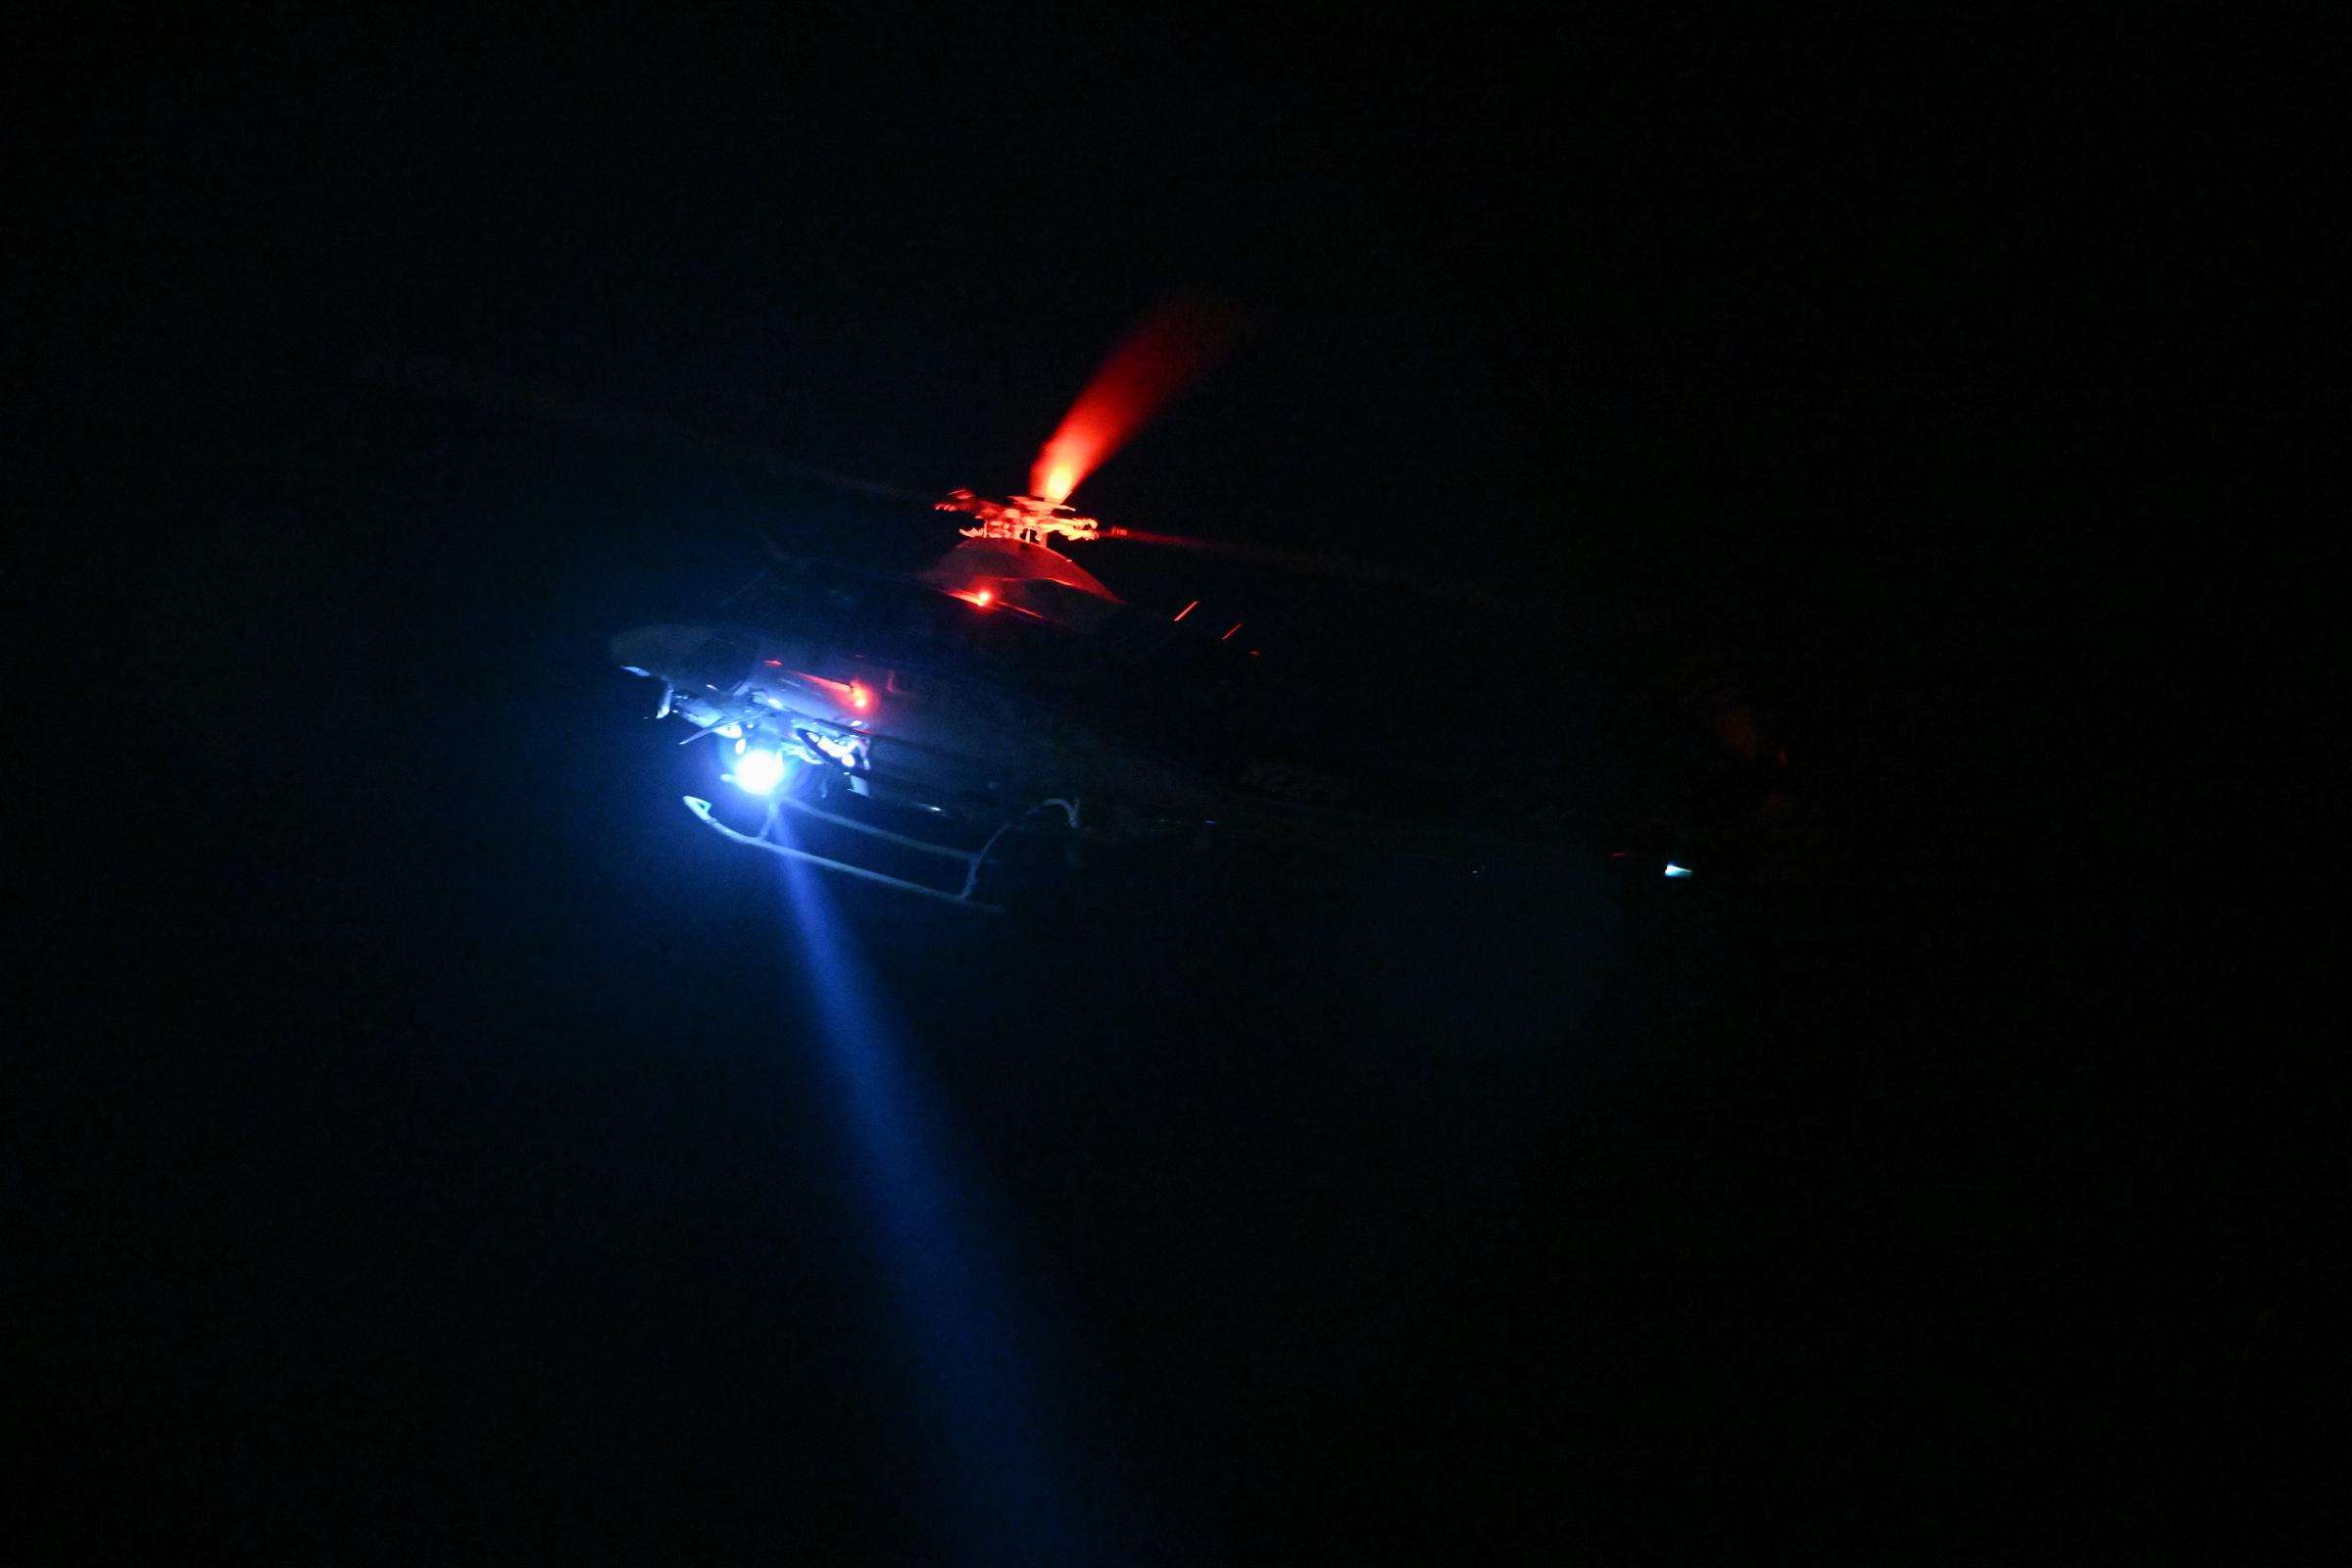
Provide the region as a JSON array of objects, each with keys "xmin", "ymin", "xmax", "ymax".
[{"xmin": 935, "ymin": 489, "xmax": 1102, "ymax": 549}]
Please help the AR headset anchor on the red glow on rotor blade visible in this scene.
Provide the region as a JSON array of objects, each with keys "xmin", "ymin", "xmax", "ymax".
[
  {"xmin": 1030, "ymin": 300, "xmax": 1234, "ymax": 503},
  {"xmin": 1172, "ymin": 599, "xmax": 1198, "ymax": 621}
]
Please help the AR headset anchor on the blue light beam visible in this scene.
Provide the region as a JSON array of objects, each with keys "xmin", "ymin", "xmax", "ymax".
[{"xmin": 767, "ymin": 846, "xmax": 1135, "ymax": 1562}]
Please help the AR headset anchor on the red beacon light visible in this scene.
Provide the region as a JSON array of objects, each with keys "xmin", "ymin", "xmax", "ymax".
[{"xmin": 801, "ymin": 672, "xmax": 875, "ymax": 716}]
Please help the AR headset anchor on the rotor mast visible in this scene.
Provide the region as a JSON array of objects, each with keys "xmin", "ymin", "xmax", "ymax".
[{"xmin": 935, "ymin": 489, "xmax": 1101, "ymax": 550}]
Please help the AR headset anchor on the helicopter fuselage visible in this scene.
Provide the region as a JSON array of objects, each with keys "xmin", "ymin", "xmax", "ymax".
[
  {"xmin": 612, "ymin": 548, "xmax": 1767, "ymax": 911},
  {"xmin": 611, "ymin": 552, "xmax": 1317, "ymax": 861}
]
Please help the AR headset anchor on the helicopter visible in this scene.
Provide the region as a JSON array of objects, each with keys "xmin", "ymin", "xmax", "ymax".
[
  {"xmin": 611, "ymin": 485, "xmax": 1441, "ymax": 912},
  {"xmin": 607, "ymin": 312, "xmax": 1798, "ymax": 913}
]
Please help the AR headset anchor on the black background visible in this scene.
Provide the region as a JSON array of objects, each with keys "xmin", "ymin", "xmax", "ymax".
[{"xmin": 13, "ymin": 14, "xmax": 2336, "ymax": 1561}]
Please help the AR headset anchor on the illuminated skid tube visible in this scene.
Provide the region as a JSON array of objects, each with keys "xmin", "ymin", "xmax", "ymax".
[{"xmin": 680, "ymin": 793, "xmax": 1080, "ymax": 913}]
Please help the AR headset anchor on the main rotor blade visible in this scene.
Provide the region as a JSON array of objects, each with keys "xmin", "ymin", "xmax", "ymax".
[
  {"xmin": 406, "ymin": 359, "xmax": 932, "ymax": 502},
  {"xmin": 1102, "ymin": 526, "xmax": 1549, "ymax": 617}
]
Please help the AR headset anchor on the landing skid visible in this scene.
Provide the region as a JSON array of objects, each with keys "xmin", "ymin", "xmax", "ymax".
[{"xmin": 682, "ymin": 791, "xmax": 1080, "ymax": 913}]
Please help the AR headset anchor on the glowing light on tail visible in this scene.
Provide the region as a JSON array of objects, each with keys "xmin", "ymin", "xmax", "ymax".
[{"xmin": 1030, "ymin": 300, "xmax": 1234, "ymax": 503}]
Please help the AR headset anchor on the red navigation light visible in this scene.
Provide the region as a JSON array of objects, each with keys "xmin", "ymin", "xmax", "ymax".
[{"xmin": 801, "ymin": 673, "xmax": 874, "ymax": 712}]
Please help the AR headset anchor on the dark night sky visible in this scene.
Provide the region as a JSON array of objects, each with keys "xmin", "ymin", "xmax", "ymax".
[{"xmin": 13, "ymin": 15, "xmax": 2337, "ymax": 1562}]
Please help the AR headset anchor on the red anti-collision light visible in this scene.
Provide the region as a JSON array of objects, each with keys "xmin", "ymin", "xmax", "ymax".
[{"xmin": 1028, "ymin": 301, "xmax": 1234, "ymax": 503}]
